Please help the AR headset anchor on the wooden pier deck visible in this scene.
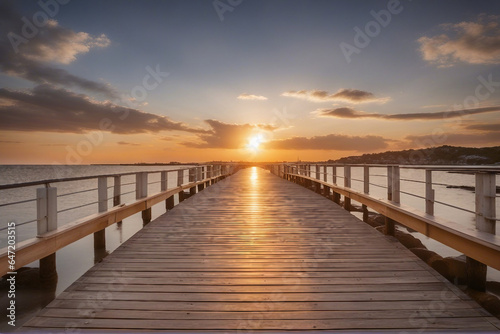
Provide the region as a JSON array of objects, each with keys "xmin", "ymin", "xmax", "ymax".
[{"xmin": 23, "ymin": 167, "xmax": 500, "ymax": 332}]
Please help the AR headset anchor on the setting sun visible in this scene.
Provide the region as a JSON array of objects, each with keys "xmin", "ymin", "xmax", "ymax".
[{"xmin": 247, "ymin": 134, "xmax": 264, "ymax": 151}]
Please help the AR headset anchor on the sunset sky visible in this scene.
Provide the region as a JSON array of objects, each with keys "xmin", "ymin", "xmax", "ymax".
[{"xmin": 1, "ymin": 0, "xmax": 500, "ymax": 164}]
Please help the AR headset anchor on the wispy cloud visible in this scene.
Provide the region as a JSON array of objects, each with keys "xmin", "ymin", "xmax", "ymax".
[
  {"xmin": 0, "ymin": 85, "xmax": 208, "ymax": 134},
  {"xmin": 418, "ymin": 15, "xmax": 500, "ymax": 67},
  {"xmin": 264, "ymin": 134, "xmax": 391, "ymax": 151},
  {"xmin": 282, "ymin": 89, "xmax": 390, "ymax": 104},
  {"xmin": 237, "ymin": 93, "xmax": 268, "ymax": 101},
  {"xmin": 182, "ymin": 120, "xmax": 277, "ymax": 149},
  {"xmin": 117, "ymin": 141, "xmax": 141, "ymax": 146},
  {"xmin": 462, "ymin": 122, "xmax": 500, "ymax": 132},
  {"xmin": 314, "ymin": 106, "xmax": 500, "ymax": 120},
  {"xmin": 0, "ymin": 2, "xmax": 116, "ymax": 98},
  {"xmin": 405, "ymin": 132, "xmax": 500, "ymax": 146},
  {"xmin": 421, "ymin": 104, "xmax": 448, "ymax": 109}
]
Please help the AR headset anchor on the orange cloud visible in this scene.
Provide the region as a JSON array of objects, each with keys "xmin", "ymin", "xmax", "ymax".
[
  {"xmin": 418, "ymin": 15, "xmax": 500, "ymax": 67},
  {"xmin": 0, "ymin": 85, "xmax": 207, "ymax": 134},
  {"xmin": 282, "ymin": 89, "xmax": 390, "ymax": 104},
  {"xmin": 182, "ymin": 120, "xmax": 277, "ymax": 149},
  {"xmin": 314, "ymin": 106, "xmax": 500, "ymax": 120},
  {"xmin": 237, "ymin": 93, "xmax": 268, "ymax": 100},
  {"xmin": 265, "ymin": 134, "xmax": 391, "ymax": 151}
]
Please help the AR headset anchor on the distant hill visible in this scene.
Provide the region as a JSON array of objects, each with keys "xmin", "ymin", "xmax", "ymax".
[{"xmin": 329, "ymin": 146, "xmax": 500, "ymax": 165}]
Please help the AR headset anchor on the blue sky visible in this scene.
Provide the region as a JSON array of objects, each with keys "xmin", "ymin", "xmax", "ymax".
[{"xmin": 1, "ymin": 0, "xmax": 500, "ymax": 163}]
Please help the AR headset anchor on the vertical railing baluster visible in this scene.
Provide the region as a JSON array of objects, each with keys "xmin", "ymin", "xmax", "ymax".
[
  {"xmin": 189, "ymin": 168, "xmax": 196, "ymax": 195},
  {"xmin": 37, "ymin": 185, "xmax": 58, "ymax": 283},
  {"xmin": 467, "ymin": 172, "xmax": 496, "ymax": 291},
  {"xmin": 315, "ymin": 165, "xmax": 321, "ymax": 193},
  {"xmin": 94, "ymin": 177, "xmax": 108, "ymax": 261},
  {"xmin": 392, "ymin": 166, "xmax": 400, "ymax": 204},
  {"xmin": 425, "ymin": 170, "xmax": 434, "ymax": 216},
  {"xmin": 363, "ymin": 166, "xmax": 370, "ymax": 222},
  {"xmin": 165, "ymin": 171, "xmax": 174, "ymax": 210},
  {"xmin": 136, "ymin": 172, "xmax": 151, "ymax": 225},
  {"xmin": 387, "ymin": 166, "xmax": 393, "ymax": 201},
  {"xmin": 114, "ymin": 175, "xmax": 122, "ymax": 224},
  {"xmin": 344, "ymin": 165, "xmax": 351, "ymax": 211},
  {"xmin": 197, "ymin": 167, "xmax": 204, "ymax": 192},
  {"xmin": 332, "ymin": 166, "xmax": 340, "ymax": 204},
  {"xmin": 323, "ymin": 165, "xmax": 329, "ymax": 198},
  {"xmin": 385, "ymin": 166, "xmax": 396, "ymax": 236},
  {"xmin": 177, "ymin": 170, "xmax": 185, "ymax": 202}
]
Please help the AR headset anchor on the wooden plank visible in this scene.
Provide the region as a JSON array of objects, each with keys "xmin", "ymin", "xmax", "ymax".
[{"xmin": 23, "ymin": 317, "xmax": 497, "ymax": 330}]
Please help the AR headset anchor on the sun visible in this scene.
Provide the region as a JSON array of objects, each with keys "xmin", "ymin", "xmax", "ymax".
[{"xmin": 246, "ymin": 134, "xmax": 264, "ymax": 151}]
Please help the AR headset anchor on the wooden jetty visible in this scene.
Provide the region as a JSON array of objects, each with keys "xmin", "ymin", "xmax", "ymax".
[{"xmin": 22, "ymin": 167, "xmax": 500, "ymax": 332}]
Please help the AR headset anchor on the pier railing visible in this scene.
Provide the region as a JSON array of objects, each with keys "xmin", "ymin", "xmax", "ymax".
[
  {"xmin": 0, "ymin": 164, "xmax": 235, "ymax": 278},
  {"xmin": 269, "ymin": 163, "xmax": 500, "ymax": 291}
]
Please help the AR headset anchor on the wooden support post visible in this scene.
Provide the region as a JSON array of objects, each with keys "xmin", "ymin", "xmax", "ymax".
[
  {"xmin": 113, "ymin": 175, "xmax": 122, "ymax": 225},
  {"xmin": 113, "ymin": 176, "xmax": 121, "ymax": 207},
  {"xmin": 392, "ymin": 166, "xmax": 400, "ymax": 204},
  {"xmin": 177, "ymin": 170, "xmax": 185, "ymax": 202},
  {"xmin": 466, "ymin": 172, "xmax": 496, "ymax": 291},
  {"xmin": 197, "ymin": 167, "xmax": 204, "ymax": 191},
  {"xmin": 385, "ymin": 217, "xmax": 395, "ymax": 236},
  {"xmin": 363, "ymin": 166, "xmax": 370, "ymax": 223},
  {"xmin": 189, "ymin": 168, "xmax": 196, "ymax": 196},
  {"xmin": 161, "ymin": 171, "xmax": 174, "ymax": 210},
  {"xmin": 315, "ymin": 165, "xmax": 321, "ymax": 193},
  {"xmin": 177, "ymin": 170, "xmax": 184, "ymax": 187},
  {"xmin": 166, "ymin": 195, "xmax": 175, "ymax": 210},
  {"xmin": 343, "ymin": 165, "xmax": 351, "ymax": 211},
  {"xmin": 332, "ymin": 166, "xmax": 337, "ymax": 184},
  {"xmin": 387, "ymin": 166, "xmax": 393, "ymax": 201},
  {"xmin": 475, "ymin": 172, "xmax": 496, "ymax": 234},
  {"xmin": 136, "ymin": 172, "xmax": 151, "ymax": 225},
  {"xmin": 323, "ymin": 185, "xmax": 330, "ymax": 199},
  {"xmin": 425, "ymin": 170, "xmax": 434, "ymax": 216},
  {"xmin": 161, "ymin": 171, "xmax": 168, "ymax": 192},
  {"xmin": 385, "ymin": 166, "xmax": 396, "ymax": 236},
  {"xmin": 208, "ymin": 166, "xmax": 213, "ymax": 185},
  {"xmin": 37, "ymin": 186, "xmax": 58, "ymax": 284},
  {"xmin": 94, "ymin": 177, "xmax": 107, "ymax": 251},
  {"xmin": 466, "ymin": 257, "xmax": 488, "ymax": 292}
]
